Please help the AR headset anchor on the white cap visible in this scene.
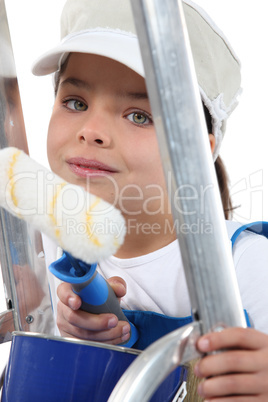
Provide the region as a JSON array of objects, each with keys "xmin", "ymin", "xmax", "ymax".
[{"xmin": 32, "ymin": 0, "xmax": 242, "ymax": 158}]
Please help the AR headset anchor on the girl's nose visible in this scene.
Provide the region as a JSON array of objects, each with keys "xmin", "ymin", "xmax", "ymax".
[
  {"xmin": 76, "ymin": 114, "xmax": 113, "ymax": 147},
  {"xmin": 78, "ymin": 135, "xmax": 105, "ymax": 145}
]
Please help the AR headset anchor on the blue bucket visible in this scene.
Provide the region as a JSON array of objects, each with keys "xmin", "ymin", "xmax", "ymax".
[{"xmin": 1, "ymin": 332, "xmax": 188, "ymax": 401}]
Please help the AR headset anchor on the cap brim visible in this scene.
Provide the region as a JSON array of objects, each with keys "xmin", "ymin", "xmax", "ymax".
[{"xmin": 32, "ymin": 30, "xmax": 145, "ymax": 77}]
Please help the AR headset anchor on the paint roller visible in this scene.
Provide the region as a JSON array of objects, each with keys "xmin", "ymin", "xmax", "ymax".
[{"xmin": 0, "ymin": 146, "xmax": 138, "ymax": 347}]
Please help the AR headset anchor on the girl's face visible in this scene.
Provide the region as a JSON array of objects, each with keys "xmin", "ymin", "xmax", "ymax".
[{"xmin": 47, "ymin": 53, "xmax": 170, "ymax": 217}]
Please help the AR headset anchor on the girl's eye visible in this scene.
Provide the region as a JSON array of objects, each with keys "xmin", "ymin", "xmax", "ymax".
[
  {"xmin": 126, "ymin": 112, "xmax": 153, "ymax": 126},
  {"xmin": 64, "ymin": 99, "xmax": 88, "ymax": 111}
]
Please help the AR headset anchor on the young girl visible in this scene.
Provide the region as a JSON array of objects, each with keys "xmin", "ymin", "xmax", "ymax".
[{"xmin": 33, "ymin": 0, "xmax": 268, "ymax": 399}]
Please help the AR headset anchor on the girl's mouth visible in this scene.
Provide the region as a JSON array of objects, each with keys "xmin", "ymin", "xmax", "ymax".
[{"xmin": 66, "ymin": 157, "xmax": 118, "ymax": 178}]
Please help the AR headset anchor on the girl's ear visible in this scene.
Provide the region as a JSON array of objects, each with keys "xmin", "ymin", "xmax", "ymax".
[{"xmin": 209, "ymin": 133, "xmax": 216, "ymax": 154}]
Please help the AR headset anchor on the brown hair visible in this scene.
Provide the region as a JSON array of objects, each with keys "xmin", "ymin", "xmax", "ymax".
[
  {"xmin": 215, "ymin": 155, "xmax": 233, "ymax": 219},
  {"xmin": 203, "ymin": 104, "xmax": 233, "ymax": 219}
]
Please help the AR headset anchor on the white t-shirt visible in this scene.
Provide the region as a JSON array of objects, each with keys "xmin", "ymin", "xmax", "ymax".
[{"xmin": 43, "ymin": 220, "xmax": 268, "ymax": 335}]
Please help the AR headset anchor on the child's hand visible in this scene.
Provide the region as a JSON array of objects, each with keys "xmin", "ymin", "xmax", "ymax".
[
  {"xmin": 56, "ymin": 276, "xmax": 131, "ymax": 345},
  {"xmin": 194, "ymin": 327, "xmax": 268, "ymax": 401}
]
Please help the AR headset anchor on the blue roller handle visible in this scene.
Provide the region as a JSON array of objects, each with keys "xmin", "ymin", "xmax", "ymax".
[{"xmin": 49, "ymin": 252, "xmax": 138, "ymax": 348}]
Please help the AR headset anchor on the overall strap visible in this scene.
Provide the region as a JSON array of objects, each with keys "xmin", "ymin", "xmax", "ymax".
[
  {"xmin": 231, "ymin": 221, "xmax": 268, "ymax": 247},
  {"xmin": 123, "ymin": 310, "xmax": 193, "ymax": 350},
  {"xmin": 123, "ymin": 309, "xmax": 251, "ymax": 351}
]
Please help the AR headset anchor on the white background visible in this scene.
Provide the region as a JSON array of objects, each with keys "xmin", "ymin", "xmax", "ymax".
[{"xmin": 1, "ymin": 0, "xmax": 268, "ymax": 375}]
